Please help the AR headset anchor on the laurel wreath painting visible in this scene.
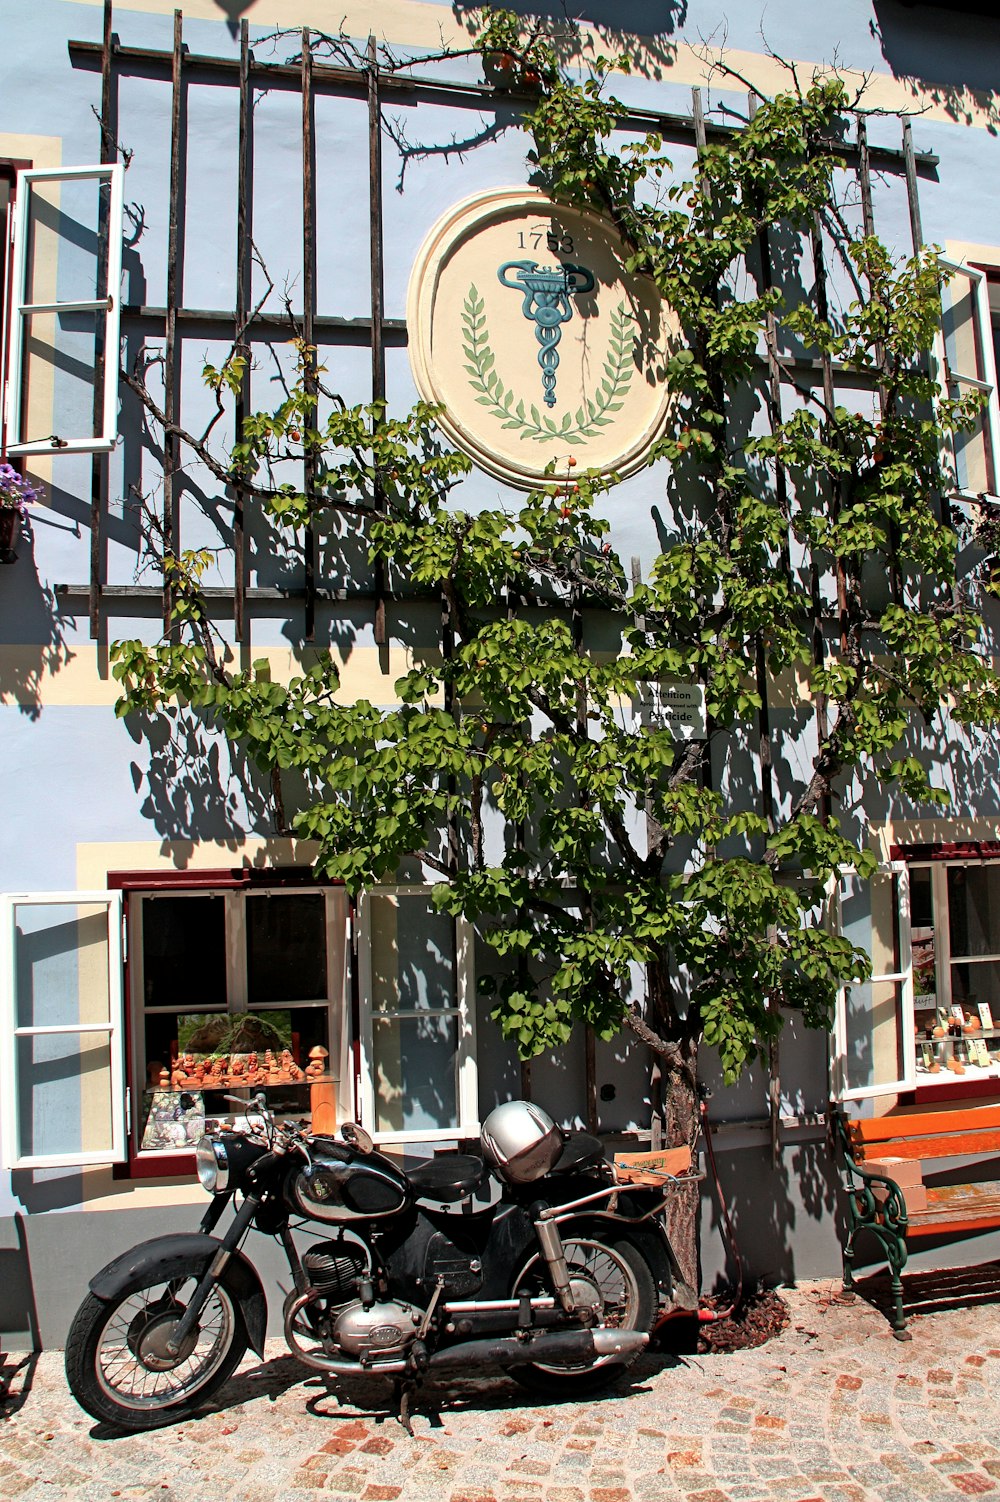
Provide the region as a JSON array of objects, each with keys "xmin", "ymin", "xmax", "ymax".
[{"xmin": 462, "ymin": 285, "xmax": 634, "ymax": 444}]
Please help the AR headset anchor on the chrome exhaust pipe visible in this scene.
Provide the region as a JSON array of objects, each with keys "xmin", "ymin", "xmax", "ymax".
[{"xmin": 427, "ymin": 1326, "xmax": 649, "ymax": 1372}]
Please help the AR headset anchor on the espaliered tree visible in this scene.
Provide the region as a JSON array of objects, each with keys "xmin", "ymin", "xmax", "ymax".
[{"xmin": 112, "ymin": 15, "xmax": 1000, "ymax": 1287}]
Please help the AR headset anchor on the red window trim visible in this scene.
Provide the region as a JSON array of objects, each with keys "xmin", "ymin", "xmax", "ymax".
[
  {"xmin": 112, "ymin": 868, "xmax": 346, "ymax": 1181},
  {"xmin": 890, "ymin": 842, "xmax": 1000, "ymax": 862}
]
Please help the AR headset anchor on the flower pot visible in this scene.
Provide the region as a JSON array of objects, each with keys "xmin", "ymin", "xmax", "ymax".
[{"xmin": 0, "ymin": 508, "xmax": 20, "ymax": 563}]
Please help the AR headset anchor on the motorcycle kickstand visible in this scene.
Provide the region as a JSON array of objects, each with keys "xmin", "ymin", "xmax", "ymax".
[{"xmin": 392, "ymin": 1375, "xmax": 422, "ymax": 1437}]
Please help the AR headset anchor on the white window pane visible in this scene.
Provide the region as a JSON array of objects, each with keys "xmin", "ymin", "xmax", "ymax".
[
  {"xmin": 372, "ymin": 1014, "xmax": 458, "ymax": 1132},
  {"xmin": 952, "ymin": 395, "xmax": 995, "ymax": 495},
  {"xmin": 951, "ymin": 960, "xmax": 1000, "ymax": 1019},
  {"xmin": 247, "ymin": 893, "xmax": 326, "ymax": 1004},
  {"xmin": 371, "ymin": 893, "xmax": 455, "ymax": 1012},
  {"xmin": 16, "ymin": 1030, "xmax": 115, "ymax": 1159},
  {"xmin": 15, "ymin": 901, "xmax": 113, "ymax": 1029},
  {"xmin": 842, "ymin": 978, "xmax": 906, "ymax": 1094},
  {"xmin": 948, "ymin": 865, "xmax": 1000, "ymax": 957},
  {"xmin": 23, "ymin": 175, "xmax": 106, "ymax": 305},
  {"xmin": 841, "ymin": 870, "xmax": 902, "ymax": 977},
  {"xmin": 17, "ymin": 308, "xmax": 103, "ymax": 448},
  {"xmin": 943, "ymin": 272, "xmax": 983, "ymax": 383},
  {"xmin": 941, "ymin": 264, "xmax": 998, "ymax": 496},
  {"xmin": 141, "ymin": 895, "xmax": 227, "ymax": 1008},
  {"xmin": 6, "ymin": 165, "xmax": 123, "ymax": 455}
]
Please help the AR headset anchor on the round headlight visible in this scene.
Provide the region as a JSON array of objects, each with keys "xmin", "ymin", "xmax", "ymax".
[{"xmin": 195, "ymin": 1136, "xmax": 229, "ymax": 1194}]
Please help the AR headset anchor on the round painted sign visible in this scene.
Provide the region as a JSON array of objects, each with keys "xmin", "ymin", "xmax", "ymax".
[{"xmin": 406, "ymin": 188, "xmax": 676, "ymax": 490}]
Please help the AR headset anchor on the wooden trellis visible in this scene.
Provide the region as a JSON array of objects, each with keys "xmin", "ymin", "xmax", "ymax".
[{"xmin": 62, "ymin": 4, "xmax": 936, "ymax": 1131}]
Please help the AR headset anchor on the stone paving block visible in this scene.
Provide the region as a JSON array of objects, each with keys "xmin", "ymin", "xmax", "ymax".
[{"xmin": 6, "ymin": 1283, "xmax": 1000, "ymax": 1502}]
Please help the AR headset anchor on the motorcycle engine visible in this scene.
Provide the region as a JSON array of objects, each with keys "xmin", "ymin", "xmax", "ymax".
[
  {"xmin": 299, "ymin": 1240, "xmax": 423, "ymax": 1361},
  {"xmin": 332, "ymin": 1299, "xmax": 423, "ymax": 1359},
  {"xmin": 302, "ymin": 1241, "xmax": 368, "ymax": 1299}
]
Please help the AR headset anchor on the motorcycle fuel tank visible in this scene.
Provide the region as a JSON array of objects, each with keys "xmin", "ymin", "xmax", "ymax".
[{"xmin": 286, "ymin": 1138, "xmax": 412, "ymax": 1222}]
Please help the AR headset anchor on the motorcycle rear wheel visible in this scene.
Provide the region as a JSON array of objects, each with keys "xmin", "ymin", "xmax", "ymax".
[
  {"xmin": 509, "ymin": 1235, "xmax": 655, "ymax": 1396},
  {"xmin": 65, "ymin": 1268, "xmax": 249, "ymax": 1430}
]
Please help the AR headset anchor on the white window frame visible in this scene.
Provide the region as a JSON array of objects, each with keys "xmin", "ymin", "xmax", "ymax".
[
  {"xmin": 0, "ymin": 891, "xmax": 125, "ymax": 1169},
  {"xmin": 356, "ymin": 885, "xmax": 479, "ymax": 1145},
  {"xmin": 4, "ymin": 164, "xmax": 124, "ymax": 456},
  {"xmin": 939, "ymin": 257, "xmax": 1000, "ymax": 500},
  {"xmin": 831, "ymin": 862, "xmax": 915, "ymax": 1102}
]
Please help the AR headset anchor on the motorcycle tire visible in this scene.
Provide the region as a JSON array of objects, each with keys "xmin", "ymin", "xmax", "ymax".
[
  {"xmin": 509, "ymin": 1235, "xmax": 655, "ymax": 1397},
  {"xmin": 64, "ymin": 1266, "xmax": 250, "ymax": 1431}
]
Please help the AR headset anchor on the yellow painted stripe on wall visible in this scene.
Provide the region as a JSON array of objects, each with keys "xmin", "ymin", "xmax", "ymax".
[
  {"xmin": 60, "ymin": 0, "xmax": 1000, "ymax": 135},
  {"xmin": 0, "ymin": 643, "xmax": 441, "ymax": 707}
]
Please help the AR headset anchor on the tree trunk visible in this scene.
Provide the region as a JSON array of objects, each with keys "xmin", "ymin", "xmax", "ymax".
[{"xmin": 646, "ymin": 954, "xmax": 701, "ymax": 1307}]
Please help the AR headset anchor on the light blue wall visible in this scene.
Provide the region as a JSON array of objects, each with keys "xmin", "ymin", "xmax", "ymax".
[{"xmin": 3, "ymin": 0, "xmax": 1000, "ymax": 1313}]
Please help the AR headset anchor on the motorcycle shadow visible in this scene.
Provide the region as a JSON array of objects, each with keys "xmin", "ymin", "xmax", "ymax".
[
  {"xmin": 304, "ymin": 1349, "xmax": 682, "ymax": 1427},
  {"xmin": 86, "ymin": 1349, "xmax": 686, "ymax": 1440}
]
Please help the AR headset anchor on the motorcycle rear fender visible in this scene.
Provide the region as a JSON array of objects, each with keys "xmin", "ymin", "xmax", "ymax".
[
  {"xmin": 88, "ymin": 1233, "xmax": 267, "ymax": 1357},
  {"xmin": 558, "ymin": 1212, "xmax": 677, "ymax": 1310}
]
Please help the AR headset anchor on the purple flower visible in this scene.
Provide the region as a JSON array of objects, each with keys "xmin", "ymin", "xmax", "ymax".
[{"xmin": 0, "ymin": 462, "xmax": 43, "ymax": 512}]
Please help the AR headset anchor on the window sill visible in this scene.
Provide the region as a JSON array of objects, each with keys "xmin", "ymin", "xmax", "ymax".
[{"xmin": 113, "ymin": 1151, "xmax": 195, "ymax": 1181}]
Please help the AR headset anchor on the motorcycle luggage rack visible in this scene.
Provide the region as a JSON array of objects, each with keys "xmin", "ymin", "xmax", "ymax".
[{"xmin": 612, "ymin": 1146, "xmax": 703, "ymax": 1188}]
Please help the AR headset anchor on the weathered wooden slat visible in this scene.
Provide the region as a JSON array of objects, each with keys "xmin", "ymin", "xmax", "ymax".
[
  {"xmin": 855, "ymin": 1131, "xmax": 1000, "ymax": 1162},
  {"xmin": 162, "ymin": 7, "xmax": 184, "ymax": 637},
  {"xmin": 66, "ymin": 40, "xmax": 940, "ymax": 171},
  {"xmin": 368, "ymin": 34, "xmax": 388, "ymax": 648},
  {"xmin": 906, "ymin": 1180, "xmax": 1000, "ymax": 1233},
  {"xmin": 89, "ymin": 0, "xmax": 115, "ymax": 639},
  {"xmin": 233, "ymin": 17, "xmax": 250, "ymax": 643},
  {"xmin": 902, "ymin": 117, "xmax": 924, "ymax": 253},
  {"xmin": 301, "ymin": 29, "xmax": 317, "ymax": 642},
  {"xmin": 850, "ymin": 1104, "xmax": 1000, "ymax": 1143}
]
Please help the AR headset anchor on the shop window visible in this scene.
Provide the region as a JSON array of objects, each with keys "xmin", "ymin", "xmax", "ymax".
[
  {"xmin": 939, "ymin": 258, "xmax": 1000, "ymax": 499},
  {"xmin": 128, "ymin": 885, "xmax": 349, "ymax": 1162},
  {"xmin": 2, "ymin": 877, "xmax": 480, "ymax": 1170},
  {"xmin": 357, "ymin": 888, "xmax": 479, "ymax": 1143},
  {"xmin": 4, "ymin": 164, "xmax": 124, "ymax": 457},
  {"xmin": 909, "ymin": 861, "xmax": 1000, "ymax": 1083}
]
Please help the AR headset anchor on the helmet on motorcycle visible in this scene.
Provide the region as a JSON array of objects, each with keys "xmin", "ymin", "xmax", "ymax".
[{"xmin": 481, "ymin": 1100, "xmax": 564, "ymax": 1184}]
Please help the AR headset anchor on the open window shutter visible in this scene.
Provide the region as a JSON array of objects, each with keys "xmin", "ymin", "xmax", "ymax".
[
  {"xmin": 0, "ymin": 179, "xmax": 15, "ymax": 457},
  {"xmin": 4, "ymin": 164, "xmax": 124, "ymax": 457},
  {"xmin": 939, "ymin": 258, "xmax": 1000, "ymax": 499},
  {"xmin": 1, "ymin": 892, "xmax": 126, "ymax": 1168},
  {"xmin": 831, "ymin": 864, "xmax": 915, "ymax": 1101},
  {"xmin": 356, "ymin": 887, "xmax": 479, "ymax": 1143}
]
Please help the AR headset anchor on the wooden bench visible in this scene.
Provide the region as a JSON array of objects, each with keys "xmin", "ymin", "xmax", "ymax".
[{"xmin": 831, "ymin": 1103, "xmax": 1000, "ymax": 1338}]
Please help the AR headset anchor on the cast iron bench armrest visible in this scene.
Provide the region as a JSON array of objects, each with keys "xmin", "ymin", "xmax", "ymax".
[{"xmin": 830, "ymin": 1106, "xmax": 911, "ymax": 1339}]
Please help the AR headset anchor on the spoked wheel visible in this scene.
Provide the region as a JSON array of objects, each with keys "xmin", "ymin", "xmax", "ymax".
[
  {"xmin": 65, "ymin": 1268, "xmax": 249, "ymax": 1430},
  {"xmin": 510, "ymin": 1236, "xmax": 655, "ymax": 1396}
]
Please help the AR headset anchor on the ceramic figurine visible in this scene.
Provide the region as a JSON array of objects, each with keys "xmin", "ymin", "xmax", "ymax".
[{"xmin": 306, "ymin": 1045, "xmax": 329, "ymax": 1079}]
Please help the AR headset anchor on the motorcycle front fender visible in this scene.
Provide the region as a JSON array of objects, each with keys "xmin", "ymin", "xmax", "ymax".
[{"xmin": 88, "ymin": 1232, "xmax": 268, "ymax": 1357}]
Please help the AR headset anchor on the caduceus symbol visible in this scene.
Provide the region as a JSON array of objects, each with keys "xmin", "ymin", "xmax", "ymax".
[{"xmin": 497, "ymin": 260, "xmax": 596, "ymax": 408}]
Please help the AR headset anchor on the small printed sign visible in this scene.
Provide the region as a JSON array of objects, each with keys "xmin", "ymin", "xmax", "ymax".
[
  {"xmin": 978, "ymin": 1002, "xmax": 995, "ymax": 1030},
  {"xmin": 634, "ymin": 681, "xmax": 707, "ymax": 740}
]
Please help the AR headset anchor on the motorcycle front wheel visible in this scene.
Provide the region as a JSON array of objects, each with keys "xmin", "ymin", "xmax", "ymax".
[
  {"xmin": 510, "ymin": 1235, "xmax": 655, "ymax": 1396},
  {"xmin": 65, "ymin": 1268, "xmax": 249, "ymax": 1430}
]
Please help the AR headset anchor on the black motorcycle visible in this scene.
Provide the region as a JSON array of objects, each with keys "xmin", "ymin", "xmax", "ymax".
[{"xmin": 64, "ymin": 1098, "xmax": 685, "ymax": 1430}]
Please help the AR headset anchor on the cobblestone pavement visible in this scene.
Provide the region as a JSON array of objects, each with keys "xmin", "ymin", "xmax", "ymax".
[{"xmin": 2, "ymin": 1280, "xmax": 1000, "ymax": 1502}]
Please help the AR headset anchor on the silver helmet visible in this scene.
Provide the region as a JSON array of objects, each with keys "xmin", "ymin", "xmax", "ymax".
[{"xmin": 481, "ymin": 1100, "xmax": 564, "ymax": 1184}]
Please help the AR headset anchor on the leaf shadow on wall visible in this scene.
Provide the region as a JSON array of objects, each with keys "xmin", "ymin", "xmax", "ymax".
[{"xmin": 872, "ymin": 0, "xmax": 1000, "ymax": 135}]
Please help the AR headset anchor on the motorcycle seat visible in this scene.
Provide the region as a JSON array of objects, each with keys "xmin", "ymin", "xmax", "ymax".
[
  {"xmin": 407, "ymin": 1153, "xmax": 486, "ymax": 1202},
  {"xmin": 551, "ymin": 1131, "xmax": 606, "ymax": 1174}
]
